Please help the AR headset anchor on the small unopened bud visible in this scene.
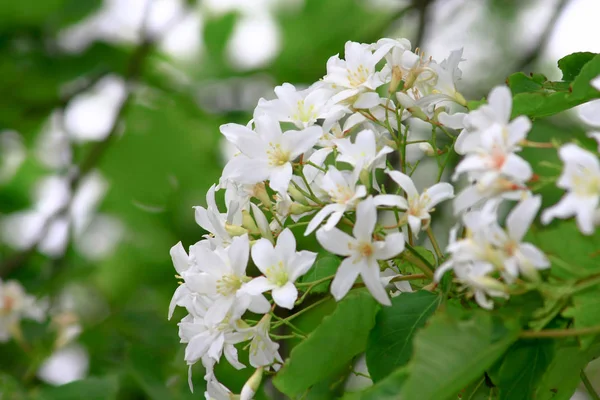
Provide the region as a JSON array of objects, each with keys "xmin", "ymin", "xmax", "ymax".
[
  {"xmin": 225, "ymin": 223, "xmax": 248, "ymax": 237},
  {"xmin": 453, "ymin": 91, "xmax": 468, "ymax": 107},
  {"xmin": 289, "ymin": 203, "xmax": 312, "ymax": 215},
  {"xmin": 388, "ymin": 66, "xmax": 403, "ymax": 93},
  {"xmin": 240, "ymin": 367, "xmax": 264, "ymax": 400},
  {"xmin": 242, "ymin": 210, "xmax": 260, "ymax": 235},
  {"xmin": 252, "ymin": 183, "xmax": 272, "ymax": 208},
  {"xmin": 288, "ymin": 185, "xmax": 308, "ymax": 204},
  {"xmin": 418, "ymin": 142, "xmax": 435, "ymax": 156},
  {"xmin": 359, "ymin": 168, "xmax": 371, "ymax": 190},
  {"xmin": 396, "ymin": 92, "xmax": 428, "ymax": 121}
]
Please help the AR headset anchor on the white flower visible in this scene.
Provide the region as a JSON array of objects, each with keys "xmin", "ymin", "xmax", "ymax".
[
  {"xmin": 541, "ymin": 144, "xmax": 600, "ymax": 234},
  {"xmin": 416, "ymin": 49, "xmax": 466, "ymax": 108},
  {"xmin": 241, "ymin": 315, "xmax": 282, "ymax": 368},
  {"xmin": 0, "ymin": 279, "xmax": 47, "ymax": 342},
  {"xmin": 334, "ymin": 129, "xmax": 393, "ymax": 172},
  {"xmin": 323, "ymin": 41, "xmax": 391, "ymax": 96},
  {"xmin": 194, "ymin": 185, "xmax": 241, "ymax": 248},
  {"xmin": 178, "ymin": 313, "xmax": 246, "ymax": 368},
  {"xmin": 243, "ymin": 228, "xmax": 317, "ymax": 309},
  {"xmin": 383, "ymin": 170, "xmax": 454, "ymax": 236},
  {"xmin": 220, "ymin": 115, "xmax": 322, "ymax": 193},
  {"xmin": 189, "ymin": 235, "xmax": 271, "ymax": 325},
  {"xmin": 305, "ymin": 166, "xmax": 366, "ymax": 235},
  {"xmin": 316, "ymin": 196, "xmax": 405, "ymax": 305},
  {"xmin": 454, "ymin": 86, "xmax": 532, "ymax": 155},
  {"xmin": 255, "ymin": 82, "xmax": 342, "ymax": 129},
  {"xmin": 487, "ymin": 196, "xmax": 549, "ymax": 281}
]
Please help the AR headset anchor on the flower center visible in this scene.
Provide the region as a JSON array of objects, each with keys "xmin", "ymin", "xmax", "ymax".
[
  {"xmin": 1, "ymin": 295, "xmax": 15, "ymax": 315},
  {"xmin": 265, "ymin": 261, "xmax": 289, "ymax": 286},
  {"xmin": 266, "ymin": 143, "xmax": 291, "ymax": 167},
  {"xmin": 572, "ymin": 169, "xmax": 600, "ymax": 197},
  {"xmin": 292, "ymin": 100, "xmax": 317, "ymax": 123},
  {"xmin": 347, "ymin": 64, "xmax": 370, "ymax": 87},
  {"xmin": 356, "ymin": 242, "xmax": 374, "ymax": 258},
  {"xmin": 329, "ymin": 184, "xmax": 355, "ymax": 204},
  {"xmin": 216, "ymin": 274, "xmax": 244, "ymax": 296}
]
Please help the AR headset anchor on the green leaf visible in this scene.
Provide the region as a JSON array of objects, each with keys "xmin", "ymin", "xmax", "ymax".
[
  {"xmin": 535, "ymin": 343, "xmax": 600, "ymax": 400},
  {"xmin": 343, "ymin": 367, "xmax": 409, "ymax": 400},
  {"xmin": 400, "ymin": 311, "xmax": 520, "ymax": 400},
  {"xmin": 488, "ymin": 340, "xmax": 554, "ymax": 400},
  {"xmin": 204, "ymin": 12, "xmax": 238, "ymax": 60},
  {"xmin": 563, "ymin": 286, "xmax": 600, "ymax": 349},
  {"xmin": 366, "ymin": 291, "xmax": 440, "ymax": 382},
  {"xmin": 460, "ymin": 376, "xmax": 498, "ymax": 400},
  {"xmin": 558, "ymin": 52, "xmax": 597, "ymax": 82},
  {"xmin": 273, "ymin": 291, "xmax": 379, "ymax": 397},
  {"xmin": 507, "ymin": 72, "xmax": 544, "ymax": 94},
  {"xmin": 37, "ymin": 376, "xmax": 119, "ymax": 400},
  {"xmin": 300, "ymin": 254, "xmax": 341, "ymax": 293},
  {"xmin": 571, "ymin": 53, "xmax": 600, "ymax": 100},
  {"xmin": 395, "ymin": 246, "xmax": 434, "ymax": 288}
]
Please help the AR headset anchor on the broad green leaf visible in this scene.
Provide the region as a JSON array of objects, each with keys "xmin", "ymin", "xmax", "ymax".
[
  {"xmin": 507, "ymin": 72, "xmax": 544, "ymax": 94},
  {"xmin": 558, "ymin": 52, "xmax": 597, "ymax": 81},
  {"xmin": 37, "ymin": 376, "xmax": 119, "ymax": 400},
  {"xmin": 563, "ymin": 286, "xmax": 600, "ymax": 349},
  {"xmin": 400, "ymin": 311, "xmax": 520, "ymax": 400},
  {"xmin": 460, "ymin": 376, "xmax": 498, "ymax": 400},
  {"xmin": 300, "ymin": 254, "xmax": 341, "ymax": 293},
  {"xmin": 535, "ymin": 343, "xmax": 600, "ymax": 400},
  {"xmin": 204, "ymin": 12, "xmax": 238, "ymax": 60},
  {"xmin": 571, "ymin": 53, "xmax": 600, "ymax": 100},
  {"xmin": 343, "ymin": 367, "xmax": 409, "ymax": 400},
  {"xmin": 273, "ymin": 291, "xmax": 379, "ymax": 397},
  {"xmin": 488, "ymin": 340, "xmax": 554, "ymax": 400},
  {"xmin": 527, "ymin": 221, "xmax": 600, "ymax": 279},
  {"xmin": 366, "ymin": 291, "xmax": 440, "ymax": 381}
]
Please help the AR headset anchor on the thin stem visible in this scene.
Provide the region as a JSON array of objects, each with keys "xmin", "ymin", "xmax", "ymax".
[
  {"xmin": 352, "ymin": 273, "xmax": 426, "ymax": 289},
  {"xmin": 269, "ymin": 313, "xmax": 307, "ymax": 336},
  {"xmin": 426, "ymin": 227, "xmax": 443, "ymax": 261},
  {"xmin": 271, "ymin": 297, "xmax": 330, "ymax": 329},
  {"xmin": 404, "ymin": 244, "xmax": 435, "ymax": 278},
  {"xmin": 581, "ymin": 370, "xmax": 600, "ymax": 400},
  {"xmin": 520, "ymin": 324, "xmax": 600, "ymax": 339}
]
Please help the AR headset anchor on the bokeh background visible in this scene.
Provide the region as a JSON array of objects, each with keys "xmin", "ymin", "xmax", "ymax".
[{"xmin": 1, "ymin": 0, "xmax": 600, "ymax": 398}]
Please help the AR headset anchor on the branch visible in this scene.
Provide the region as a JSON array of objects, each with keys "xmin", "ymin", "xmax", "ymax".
[
  {"xmin": 514, "ymin": 0, "xmax": 571, "ymax": 71},
  {"xmin": 520, "ymin": 324, "xmax": 600, "ymax": 339}
]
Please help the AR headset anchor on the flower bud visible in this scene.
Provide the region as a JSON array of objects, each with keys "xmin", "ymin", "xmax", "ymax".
[
  {"xmin": 418, "ymin": 142, "xmax": 435, "ymax": 156},
  {"xmin": 240, "ymin": 367, "xmax": 263, "ymax": 400},
  {"xmin": 288, "ymin": 185, "xmax": 308, "ymax": 204},
  {"xmin": 396, "ymin": 92, "xmax": 429, "ymax": 121},
  {"xmin": 289, "ymin": 203, "xmax": 312, "ymax": 215},
  {"xmin": 359, "ymin": 168, "xmax": 371, "ymax": 190},
  {"xmin": 225, "ymin": 223, "xmax": 248, "ymax": 237},
  {"xmin": 242, "ymin": 210, "xmax": 260, "ymax": 235},
  {"xmin": 252, "ymin": 183, "xmax": 272, "ymax": 208}
]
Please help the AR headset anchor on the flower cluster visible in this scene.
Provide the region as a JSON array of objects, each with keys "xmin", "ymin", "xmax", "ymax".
[{"xmin": 169, "ymin": 37, "xmax": 600, "ymax": 397}]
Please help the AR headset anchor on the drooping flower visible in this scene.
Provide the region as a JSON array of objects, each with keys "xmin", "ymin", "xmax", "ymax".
[
  {"xmin": 304, "ymin": 166, "xmax": 366, "ymax": 235},
  {"xmin": 541, "ymin": 144, "xmax": 600, "ymax": 234},
  {"xmin": 382, "ymin": 170, "xmax": 454, "ymax": 237},
  {"xmin": 243, "ymin": 228, "xmax": 317, "ymax": 309},
  {"xmin": 241, "ymin": 314, "xmax": 283, "ymax": 369},
  {"xmin": 0, "ymin": 279, "xmax": 47, "ymax": 342},
  {"xmin": 334, "ymin": 129, "xmax": 393, "ymax": 173},
  {"xmin": 316, "ymin": 196, "xmax": 405, "ymax": 305}
]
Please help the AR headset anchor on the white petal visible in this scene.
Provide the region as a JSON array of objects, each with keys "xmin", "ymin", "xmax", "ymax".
[
  {"xmin": 228, "ymin": 235, "xmax": 250, "ymax": 276},
  {"xmin": 487, "ymin": 85, "xmax": 512, "ymax": 123},
  {"xmin": 407, "ymin": 214, "xmax": 422, "ymax": 236},
  {"xmin": 224, "ymin": 344, "xmax": 245, "ymax": 370},
  {"xmin": 579, "ymin": 99, "xmax": 600, "ymax": 127},
  {"xmin": 387, "ymin": 170, "xmax": 418, "ymax": 199},
  {"xmin": 251, "ymin": 239, "xmax": 277, "ymax": 273},
  {"xmin": 269, "ymin": 163, "xmax": 293, "ymax": 194},
  {"xmin": 353, "ymin": 92, "xmax": 380, "ymax": 109},
  {"xmin": 361, "ymin": 259, "xmax": 391, "ymax": 305},
  {"xmin": 507, "ymin": 196, "xmax": 541, "ymax": 242},
  {"xmin": 374, "ymin": 232, "xmax": 405, "ymax": 260},
  {"xmin": 501, "ymin": 154, "xmax": 532, "ymax": 182},
  {"xmin": 373, "ymin": 194, "xmax": 408, "ymax": 209},
  {"xmin": 518, "ymin": 243, "xmax": 550, "ymax": 269},
  {"xmin": 248, "ymin": 294, "xmax": 271, "ymax": 314},
  {"xmin": 323, "ymin": 210, "xmax": 345, "ymax": 231},
  {"xmin": 330, "ymin": 257, "xmax": 361, "ymax": 301},
  {"xmin": 205, "ymin": 296, "xmax": 235, "ymax": 326},
  {"xmin": 284, "ymin": 126, "xmax": 323, "ymax": 159},
  {"xmin": 305, "ymin": 204, "xmax": 339, "ymax": 235},
  {"xmin": 438, "ymin": 112, "xmax": 466, "ymax": 129},
  {"xmin": 353, "ymin": 197, "xmax": 377, "ymax": 241},
  {"xmin": 288, "ymin": 250, "xmax": 318, "ymax": 281},
  {"xmin": 316, "ymin": 227, "xmax": 355, "ymax": 256},
  {"xmin": 242, "ymin": 277, "xmax": 275, "ymax": 296},
  {"xmin": 272, "ymin": 282, "xmax": 298, "ymax": 309},
  {"xmin": 275, "ymin": 228, "xmax": 296, "ymax": 258},
  {"xmin": 424, "ymin": 183, "xmax": 454, "ymax": 208},
  {"xmin": 170, "ymin": 242, "xmax": 189, "ymax": 274},
  {"xmin": 507, "ymin": 116, "xmax": 531, "ymax": 146}
]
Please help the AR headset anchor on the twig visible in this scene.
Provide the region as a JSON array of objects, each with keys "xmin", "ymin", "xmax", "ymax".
[
  {"xmin": 520, "ymin": 324, "xmax": 600, "ymax": 339},
  {"xmin": 581, "ymin": 370, "xmax": 600, "ymax": 400}
]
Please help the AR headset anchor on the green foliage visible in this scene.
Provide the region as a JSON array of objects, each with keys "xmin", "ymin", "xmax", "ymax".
[
  {"xmin": 535, "ymin": 343, "xmax": 600, "ymax": 400},
  {"xmin": 366, "ymin": 290, "xmax": 440, "ymax": 382},
  {"xmin": 399, "ymin": 310, "xmax": 521, "ymax": 400},
  {"xmin": 488, "ymin": 340, "xmax": 554, "ymax": 400},
  {"xmin": 343, "ymin": 367, "xmax": 409, "ymax": 400},
  {"xmin": 300, "ymin": 254, "xmax": 341, "ymax": 293},
  {"xmin": 460, "ymin": 377, "xmax": 498, "ymax": 400},
  {"xmin": 563, "ymin": 286, "xmax": 600, "ymax": 349},
  {"xmin": 509, "ymin": 53, "xmax": 600, "ymax": 118},
  {"xmin": 37, "ymin": 376, "xmax": 119, "ymax": 400},
  {"xmin": 273, "ymin": 291, "xmax": 379, "ymax": 397}
]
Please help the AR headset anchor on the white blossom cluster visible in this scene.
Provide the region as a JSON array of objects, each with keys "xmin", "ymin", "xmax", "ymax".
[{"xmin": 168, "ymin": 37, "xmax": 600, "ymax": 398}]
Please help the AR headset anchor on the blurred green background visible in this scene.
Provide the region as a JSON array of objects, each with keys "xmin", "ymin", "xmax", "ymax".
[{"xmin": 1, "ymin": 0, "xmax": 600, "ymax": 398}]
